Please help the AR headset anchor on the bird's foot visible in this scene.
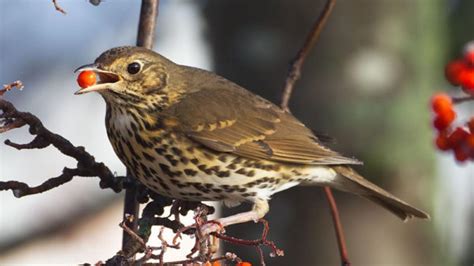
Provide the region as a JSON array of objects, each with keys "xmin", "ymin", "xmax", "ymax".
[{"xmin": 199, "ymin": 220, "xmax": 225, "ymax": 235}]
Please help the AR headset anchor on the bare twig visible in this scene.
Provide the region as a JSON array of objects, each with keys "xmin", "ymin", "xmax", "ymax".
[
  {"xmin": 122, "ymin": 170, "xmax": 140, "ymax": 254},
  {"xmin": 452, "ymin": 95, "xmax": 474, "ymax": 104},
  {"xmin": 324, "ymin": 187, "xmax": 350, "ymax": 266},
  {"xmin": 157, "ymin": 252, "xmax": 241, "ymax": 266},
  {"xmin": 280, "ymin": 0, "xmax": 336, "ymax": 111},
  {"xmin": 122, "ymin": 0, "xmax": 161, "ymax": 255},
  {"xmin": 120, "ymin": 219, "xmax": 180, "ymax": 265},
  {"xmin": 0, "ymin": 97, "xmax": 125, "ymax": 196},
  {"xmin": 213, "ymin": 219, "xmax": 283, "ymax": 265},
  {"xmin": 2, "ymin": 168, "xmax": 76, "ymax": 198},
  {"xmin": 0, "ymin": 80, "xmax": 23, "ymax": 96},
  {"xmin": 52, "ymin": 0, "xmax": 66, "ymax": 14},
  {"xmin": 120, "ymin": 216, "xmax": 148, "ymax": 249},
  {"xmin": 137, "ymin": 0, "xmax": 160, "ymax": 49},
  {"xmin": 278, "ymin": 0, "xmax": 351, "ymax": 265},
  {"xmin": 156, "ymin": 227, "xmax": 167, "ymax": 266}
]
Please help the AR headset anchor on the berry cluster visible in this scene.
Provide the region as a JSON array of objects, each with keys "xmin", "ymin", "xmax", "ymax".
[
  {"xmin": 431, "ymin": 41, "xmax": 474, "ymax": 163},
  {"xmin": 444, "ymin": 42, "xmax": 474, "ymax": 95}
]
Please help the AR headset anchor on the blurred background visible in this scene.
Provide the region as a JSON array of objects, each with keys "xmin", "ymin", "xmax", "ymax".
[{"xmin": 0, "ymin": 0, "xmax": 472, "ymax": 265}]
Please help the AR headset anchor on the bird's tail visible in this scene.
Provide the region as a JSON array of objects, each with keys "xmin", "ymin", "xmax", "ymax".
[{"xmin": 330, "ymin": 166, "xmax": 430, "ymax": 221}]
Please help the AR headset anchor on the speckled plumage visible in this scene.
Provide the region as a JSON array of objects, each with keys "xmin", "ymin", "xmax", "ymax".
[
  {"xmin": 105, "ymin": 101, "xmax": 330, "ymax": 207},
  {"xmin": 76, "ymin": 46, "xmax": 429, "ymax": 223}
]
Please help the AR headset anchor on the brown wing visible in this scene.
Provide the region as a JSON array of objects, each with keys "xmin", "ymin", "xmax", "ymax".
[{"xmin": 163, "ymin": 83, "xmax": 361, "ymax": 165}]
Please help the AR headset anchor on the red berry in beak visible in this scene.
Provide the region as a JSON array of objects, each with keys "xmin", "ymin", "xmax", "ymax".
[{"xmin": 77, "ymin": 70, "xmax": 97, "ymax": 88}]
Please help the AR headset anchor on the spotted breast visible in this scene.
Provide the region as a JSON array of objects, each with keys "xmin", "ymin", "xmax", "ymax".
[{"xmin": 105, "ymin": 103, "xmax": 337, "ymax": 207}]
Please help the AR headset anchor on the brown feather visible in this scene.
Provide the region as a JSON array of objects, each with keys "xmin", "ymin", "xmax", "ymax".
[
  {"xmin": 332, "ymin": 166, "xmax": 430, "ymax": 220},
  {"xmin": 162, "ymin": 68, "xmax": 361, "ymax": 165}
]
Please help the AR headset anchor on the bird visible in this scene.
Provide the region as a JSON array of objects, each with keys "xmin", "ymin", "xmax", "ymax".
[{"xmin": 75, "ymin": 46, "xmax": 429, "ymax": 232}]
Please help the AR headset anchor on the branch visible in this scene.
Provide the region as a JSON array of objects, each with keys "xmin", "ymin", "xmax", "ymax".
[
  {"xmin": 112, "ymin": 201, "xmax": 217, "ymax": 264},
  {"xmin": 0, "ymin": 80, "xmax": 23, "ymax": 96},
  {"xmin": 51, "ymin": 0, "xmax": 66, "ymax": 15},
  {"xmin": 324, "ymin": 187, "xmax": 350, "ymax": 266},
  {"xmin": 213, "ymin": 219, "xmax": 284, "ymax": 265},
  {"xmin": 452, "ymin": 95, "xmax": 474, "ymax": 104},
  {"xmin": 280, "ymin": 0, "xmax": 336, "ymax": 112},
  {"xmin": 137, "ymin": 0, "xmax": 160, "ymax": 49},
  {"xmin": 0, "ymin": 96, "xmax": 125, "ymax": 197},
  {"xmin": 121, "ymin": 0, "xmax": 161, "ymax": 256},
  {"xmin": 278, "ymin": 0, "xmax": 351, "ymax": 265}
]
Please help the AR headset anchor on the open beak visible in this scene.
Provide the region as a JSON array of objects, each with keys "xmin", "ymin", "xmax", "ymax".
[{"xmin": 74, "ymin": 63, "xmax": 121, "ymax": 95}]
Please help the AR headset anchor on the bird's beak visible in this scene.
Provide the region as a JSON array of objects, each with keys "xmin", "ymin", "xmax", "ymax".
[{"xmin": 74, "ymin": 63, "xmax": 121, "ymax": 95}]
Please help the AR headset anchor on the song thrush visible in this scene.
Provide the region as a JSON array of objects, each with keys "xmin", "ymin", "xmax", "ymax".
[{"xmin": 75, "ymin": 46, "xmax": 429, "ymax": 231}]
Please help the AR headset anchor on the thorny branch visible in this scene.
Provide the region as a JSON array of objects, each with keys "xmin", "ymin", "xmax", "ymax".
[{"xmin": 279, "ymin": 0, "xmax": 351, "ymax": 265}]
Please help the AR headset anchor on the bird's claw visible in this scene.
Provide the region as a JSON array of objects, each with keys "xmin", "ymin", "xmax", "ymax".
[{"xmin": 199, "ymin": 220, "xmax": 225, "ymax": 235}]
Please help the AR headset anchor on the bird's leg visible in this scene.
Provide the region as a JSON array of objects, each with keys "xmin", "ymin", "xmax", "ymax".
[{"xmin": 200, "ymin": 199, "xmax": 269, "ymax": 235}]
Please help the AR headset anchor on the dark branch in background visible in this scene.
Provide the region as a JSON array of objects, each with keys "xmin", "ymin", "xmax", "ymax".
[
  {"xmin": 279, "ymin": 0, "xmax": 351, "ymax": 265},
  {"xmin": 120, "ymin": 0, "xmax": 161, "ymax": 259},
  {"xmin": 51, "ymin": 0, "xmax": 66, "ymax": 15},
  {"xmin": 122, "ymin": 169, "xmax": 140, "ymax": 253},
  {"xmin": 280, "ymin": 0, "xmax": 336, "ymax": 112},
  {"xmin": 137, "ymin": 0, "xmax": 160, "ymax": 49},
  {"xmin": 324, "ymin": 187, "xmax": 350, "ymax": 266}
]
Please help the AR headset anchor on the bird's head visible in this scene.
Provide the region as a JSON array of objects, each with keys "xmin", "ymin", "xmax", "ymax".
[{"xmin": 75, "ymin": 46, "xmax": 177, "ymax": 108}]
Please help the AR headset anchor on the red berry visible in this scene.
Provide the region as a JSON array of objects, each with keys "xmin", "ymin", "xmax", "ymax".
[
  {"xmin": 435, "ymin": 133, "xmax": 451, "ymax": 151},
  {"xmin": 431, "ymin": 93, "xmax": 452, "ymax": 114},
  {"xmin": 432, "ymin": 118, "xmax": 445, "ymax": 131},
  {"xmin": 464, "ymin": 41, "xmax": 474, "ymax": 65},
  {"xmin": 433, "ymin": 117, "xmax": 449, "ymax": 131},
  {"xmin": 77, "ymin": 70, "xmax": 97, "ymax": 88},
  {"xmin": 465, "ymin": 52, "xmax": 474, "ymax": 65},
  {"xmin": 448, "ymin": 127, "xmax": 469, "ymax": 148},
  {"xmin": 454, "ymin": 146, "xmax": 469, "ymax": 162},
  {"xmin": 459, "ymin": 68, "xmax": 474, "ymax": 94},
  {"xmin": 438, "ymin": 108, "xmax": 456, "ymax": 124},
  {"xmin": 445, "ymin": 59, "xmax": 468, "ymax": 85},
  {"xmin": 466, "ymin": 134, "xmax": 474, "ymax": 149},
  {"xmin": 433, "ymin": 109, "xmax": 456, "ymax": 131},
  {"xmin": 468, "ymin": 118, "xmax": 474, "ymax": 133}
]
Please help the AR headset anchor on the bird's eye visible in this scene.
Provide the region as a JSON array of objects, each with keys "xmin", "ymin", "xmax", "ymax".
[{"xmin": 127, "ymin": 62, "xmax": 141, "ymax": 74}]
